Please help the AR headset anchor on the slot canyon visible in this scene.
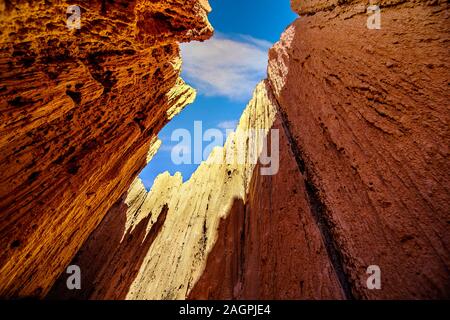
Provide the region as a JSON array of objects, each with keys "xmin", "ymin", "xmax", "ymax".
[{"xmin": 0, "ymin": 0, "xmax": 449, "ymax": 300}]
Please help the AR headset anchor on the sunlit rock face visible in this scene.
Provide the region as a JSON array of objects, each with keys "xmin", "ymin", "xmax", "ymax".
[{"xmin": 0, "ymin": 0, "xmax": 212, "ymax": 298}]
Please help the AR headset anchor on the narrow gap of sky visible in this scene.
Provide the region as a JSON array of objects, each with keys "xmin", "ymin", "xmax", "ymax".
[{"xmin": 139, "ymin": 0, "xmax": 297, "ymax": 190}]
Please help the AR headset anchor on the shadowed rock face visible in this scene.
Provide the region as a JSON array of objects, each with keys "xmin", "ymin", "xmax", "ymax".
[
  {"xmin": 0, "ymin": 0, "xmax": 212, "ymax": 298},
  {"xmin": 47, "ymin": 197, "xmax": 168, "ymax": 300},
  {"xmin": 189, "ymin": 119, "xmax": 344, "ymax": 300}
]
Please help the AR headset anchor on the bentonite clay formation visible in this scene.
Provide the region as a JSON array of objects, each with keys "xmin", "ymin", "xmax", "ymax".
[{"xmin": 1, "ymin": 0, "xmax": 449, "ymax": 300}]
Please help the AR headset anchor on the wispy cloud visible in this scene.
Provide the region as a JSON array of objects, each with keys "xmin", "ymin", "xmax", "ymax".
[
  {"xmin": 159, "ymin": 142, "xmax": 190, "ymax": 153},
  {"xmin": 217, "ymin": 120, "xmax": 238, "ymax": 130},
  {"xmin": 180, "ymin": 32, "xmax": 272, "ymax": 101}
]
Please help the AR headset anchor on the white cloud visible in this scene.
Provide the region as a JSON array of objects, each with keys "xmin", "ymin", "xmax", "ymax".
[
  {"xmin": 180, "ymin": 32, "xmax": 272, "ymax": 101},
  {"xmin": 159, "ymin": 144, "xmax": 175, "ymax": 152},
  {"xmin": 160, "ymin": 143, "xmax": 191, "ymax": 154},
  {"xmin": 237, "ymin": 34, "xmax": 272, "ymax": 50},
  {"xmin": 217, "ymin": 120, "xmax": 238, "ymax": 130}
]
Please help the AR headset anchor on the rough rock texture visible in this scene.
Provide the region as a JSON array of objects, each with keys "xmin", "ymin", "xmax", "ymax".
[
  {"xmin": 189, "ymin": 110, "xmax": 344, "ymax": 299},
  {"xmin": 50, "ymin": 81, "xmax": 317, "ymax": 299},
  {"xmin": 267, "ymin": 0, "xmax": 450, "ymax": 299},
  {"xmin": 47, "ymin": 140, "xmax": 164, "ymax": 300},
  {"xmin": 3, "ymin": 0, "xmax": 450, "ymax": 300},
  {"xmin": 0, "ymin": 0, "xmax": 212, "ymax": 298}
]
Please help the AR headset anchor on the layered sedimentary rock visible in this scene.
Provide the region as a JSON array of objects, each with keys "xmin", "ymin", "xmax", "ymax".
[{"xmin": 0, "ymin": 0, "xmax": 212, "ymax": 298}]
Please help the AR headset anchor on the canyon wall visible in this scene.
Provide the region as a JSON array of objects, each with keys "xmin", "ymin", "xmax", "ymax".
[
  {"xmin": 266, "ymin": 0, "xmax": 450, "ymax": 299},
  {"xmin": 193, "ymin": 0, "xmax": 450, "ymax": 300},
  {"xmin": 2, "ymin": 0, "xmax": 449, "ymax": 300},
  {"xmin": 60, "ymin": 0, "xmax": 448, "ymax": 299},
  {"xmin": 0, "ymin": 0, "xmax": 212, "ymax": 298},
  {"xmin": 50, "ymin": 81, "xmax": 316, "ymax": 299}
]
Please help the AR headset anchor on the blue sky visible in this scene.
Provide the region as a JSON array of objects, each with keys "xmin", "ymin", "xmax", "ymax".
[{"xmin": 139, "ymin": 0, "xmax": 297, "ymax": 190}]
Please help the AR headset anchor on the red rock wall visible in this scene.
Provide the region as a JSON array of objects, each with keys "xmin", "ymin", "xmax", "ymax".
[
  {"xmin": 0, "ymin": 0, "xmax": 212, "ymax": 298},
  {"xmin": 266, "ymin": 0, "xmax": 450, "ymax": 298},
  {"xmin": 192, "ymin": 0, "xmax": 450, "ymax": 299}
]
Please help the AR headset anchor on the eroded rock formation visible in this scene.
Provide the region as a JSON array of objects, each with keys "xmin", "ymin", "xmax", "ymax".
[
  {"xmin": 50, "ymin": 81, "xmax": 296, "ymax": 299},
  {"xmin": 268, "ymin": 0, "xmax": 450, "ymax": 299},
  {"xmin": 0, "ymin": 0, "xmax": 212, "ymax": 298},
  {"xmin": 2, "ymin": 0, "xmax": 449, "ymax": 300}
]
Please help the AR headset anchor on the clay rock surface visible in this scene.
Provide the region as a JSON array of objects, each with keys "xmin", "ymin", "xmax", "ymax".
[
  {"xmin": 61, "ymin": 0, "xmax": 450, "ymax": 300},
  {"xmin": 2, "ymin": 0, "xmax": 450, "ymax": 300},
  {"xmin": 268, "ymin": 0, "xmax": 450, "ymax": 298},
  {"xmin": 0, "ymin": 0, "xmax": 212, "ymax": 298}
]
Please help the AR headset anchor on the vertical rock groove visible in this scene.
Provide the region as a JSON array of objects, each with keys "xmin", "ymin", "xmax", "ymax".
[{"xmin": 269, "ymin": 81, "xmax": 355, "ymax": 300}]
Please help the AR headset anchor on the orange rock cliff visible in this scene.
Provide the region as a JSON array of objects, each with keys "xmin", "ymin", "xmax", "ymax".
[
  {"xmin": 1, "ymin": 0, "xmax": 449, "ymax": 299},
  {"xmin": 0, "ymin": 0, "xmax": 212, "ymax": 297}
]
